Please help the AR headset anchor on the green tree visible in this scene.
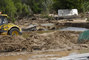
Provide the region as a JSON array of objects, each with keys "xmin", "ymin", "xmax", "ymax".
[
  {"xmin": 0, "ymin": 0, "xmax": 16, "ymax": 17},
  {"xmin": 80, "ymin": 0, "xmax": 89, "ymax": 13},
  {"xmin": 24, "ymin": 0, "xmax": 44, "ymax": 13},
  {"xmin": 53, "ymin": 0, "xmax": 80, "ymax": 10},
  {"xmin": 13, "ymin": 0, "xmax": 30, "ymax": 18},
  {"xmin": 42, "ymin": 0, "xmax": 53, "ymax": 14},
  {"xmin": 22, "ymin": 4, "xmax": 29, "ymax": 16},
  {"xmin": 53, "ymin": 0, "xmax": 89, "ymax": 13}
]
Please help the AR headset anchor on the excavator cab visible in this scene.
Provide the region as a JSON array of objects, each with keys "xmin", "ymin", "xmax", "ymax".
[
  {"xmin": 0, "ymin": 13, "xmax": 22, "ymax": 35},
  {"xmin": 0, "ymin": 14, "xmax": 8, "ymax": 25}
]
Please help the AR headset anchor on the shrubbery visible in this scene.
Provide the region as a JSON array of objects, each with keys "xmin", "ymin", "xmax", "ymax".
[
  {"xmin": 0, "ymin": 0, "xmax": 30, "ymax": 22},
  {"xmin": 0, "ymin": 0, "xmax": 89, "ymax": 22}
]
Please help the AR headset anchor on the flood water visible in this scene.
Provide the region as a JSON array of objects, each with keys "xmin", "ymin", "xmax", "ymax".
[
  {"xmin": 41, "ymin": 23, "xmax": 55, "ymax": 26},
  {"xmin": 60, "ymin": 27, "xmax": 88, "ymax": 31},
  {"xmin": 0, "ymin": 49, "xmax": 89, "ymax": 60},
  {"xmin": 40, "ymin": 23, "xmax": 89, "ymax": 31}
]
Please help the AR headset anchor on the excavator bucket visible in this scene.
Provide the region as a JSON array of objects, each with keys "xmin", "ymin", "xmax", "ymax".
[{"xmin": 78, "ymin": 30, "xmax": 89, "ymax": 43}]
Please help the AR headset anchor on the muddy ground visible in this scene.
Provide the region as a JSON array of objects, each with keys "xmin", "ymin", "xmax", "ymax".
[
  {"xmin": 0, "ymin": 31, "xmax": 89, "ymax": 53},
  {"xmin": 0, "ymin": 15, "xmax": 89, "ymax": 59},
  {"xmin": 15, "ymin": 16, "xmax": 89, "ymax": 31}
]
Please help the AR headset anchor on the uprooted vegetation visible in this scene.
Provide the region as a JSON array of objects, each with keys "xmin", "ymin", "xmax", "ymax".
[{"xmin": 0, "ymin": 31, "xmax": 88, "ymax": 52}]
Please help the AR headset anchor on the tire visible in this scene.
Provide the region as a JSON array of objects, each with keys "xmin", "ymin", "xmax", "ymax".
[{"xmin": 8, "ymin": 28, "xmax": 20, "ymax": 35}]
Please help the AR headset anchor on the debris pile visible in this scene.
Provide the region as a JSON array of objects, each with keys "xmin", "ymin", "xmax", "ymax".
[{"xmin": 0, "ymin": 31, "xmax": 88, "ymax": 52}]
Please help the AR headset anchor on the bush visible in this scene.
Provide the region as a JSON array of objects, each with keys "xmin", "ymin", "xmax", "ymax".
[
  {"xmin": 0, "ymin": 0, "xmax": 30, "ymax": 22},
  {"xmin": 22, "ymin": 4, "xmax": 30, "ymax": 16}
]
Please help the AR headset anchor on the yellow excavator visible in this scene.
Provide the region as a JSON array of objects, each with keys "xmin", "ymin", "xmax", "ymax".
[{"xmin": 0, "ymin": 13, "xmax": 22, "ymax": 35}]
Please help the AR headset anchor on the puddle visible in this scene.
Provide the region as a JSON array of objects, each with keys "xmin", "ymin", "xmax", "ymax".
[
  {"xmin": 41, "ymin": 27, "xmax": 89, "ymax": 32},
  {"xmin": 41, "ymin": 23, "xmax": 54, "ymax": 26},
  {"xmin": 0, "ymin": 49, "xmax": 89, "ymax": 60},
  {"xmin": 40, "ymin": 23, "xmax": 89, "ymax": 32},
  {"xmin": 60, "ymin": 27, "xmax": 88, "ymax": 31}
]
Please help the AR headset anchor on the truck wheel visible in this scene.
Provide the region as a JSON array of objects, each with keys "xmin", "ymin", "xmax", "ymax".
[{"xmin": 8, "ymin": 28, "xmax": 20, "ymax": 35}]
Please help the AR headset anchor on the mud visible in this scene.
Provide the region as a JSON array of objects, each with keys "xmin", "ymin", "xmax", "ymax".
[
  {"xmin": 16, "ymin": 17, "xmax": 89, "ymax": 32},
  {"xmin": 0, "ymin": 31, "xmax": 88, "ymax": 52},
  {"xmin": 0, "ymin": 36, "xmax": 25, "ymax": 52}
]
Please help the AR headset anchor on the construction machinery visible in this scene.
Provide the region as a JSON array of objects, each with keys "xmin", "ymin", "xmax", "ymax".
[{"xmin": 0, "ymin": 13, "xmax": 22, "ymax": 35}]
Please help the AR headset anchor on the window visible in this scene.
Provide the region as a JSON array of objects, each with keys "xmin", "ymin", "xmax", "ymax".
[{"xmin": 3, "ymin": 17, "xmax": 8, "ymax": 24}]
